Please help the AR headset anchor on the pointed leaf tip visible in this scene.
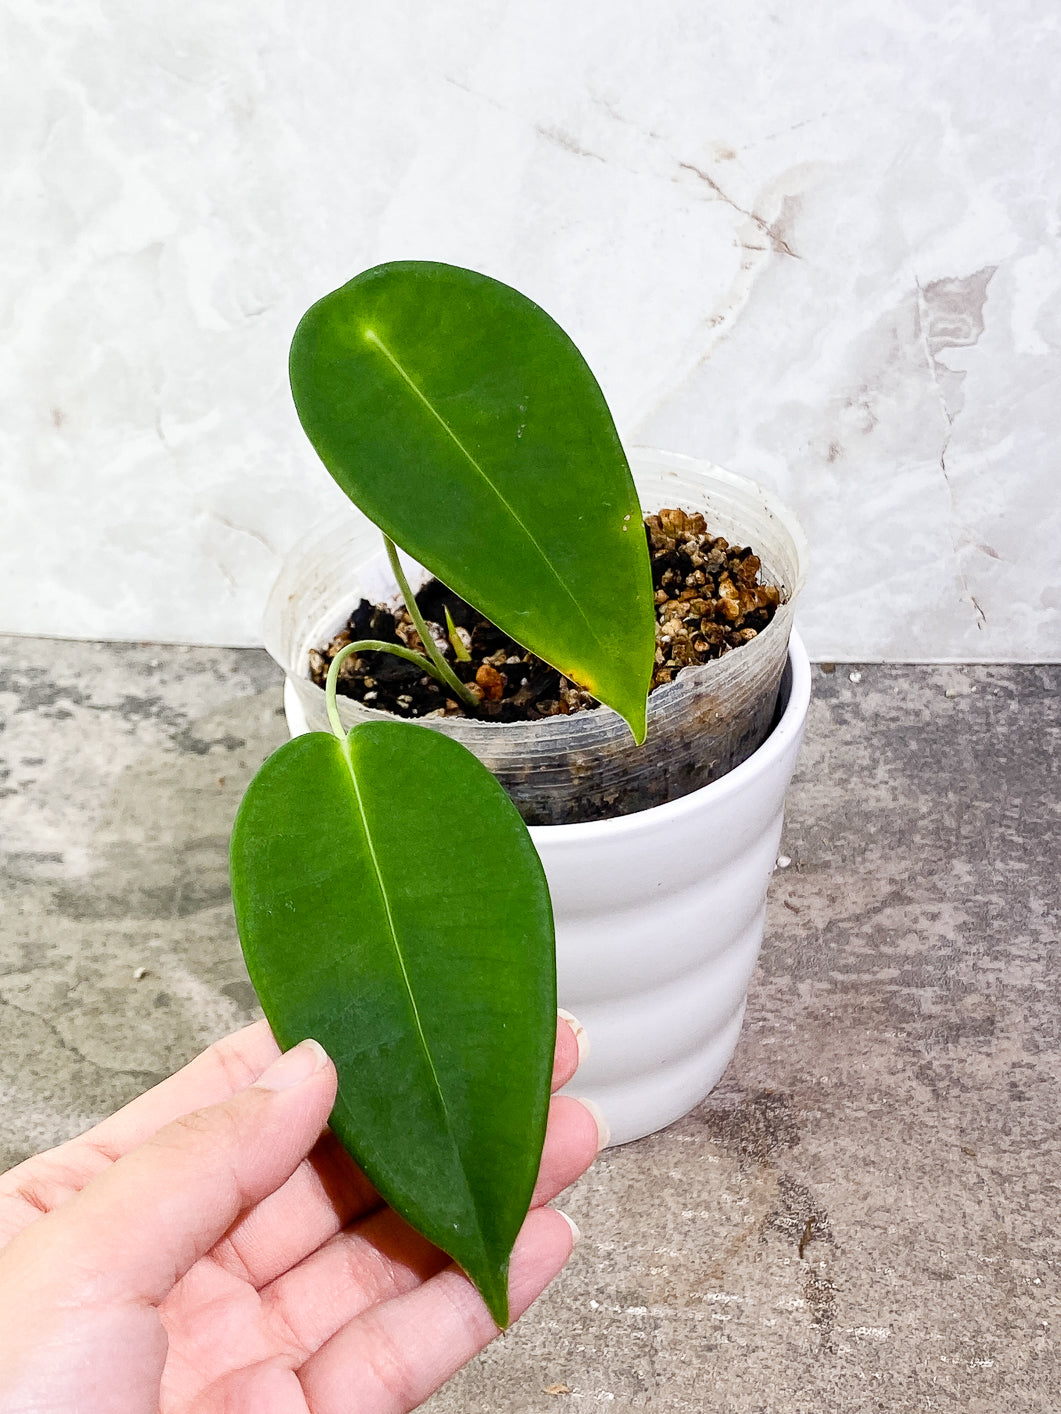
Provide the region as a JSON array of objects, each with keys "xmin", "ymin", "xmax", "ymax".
[
  {"xmin": 627, "ymin": 702, "xmax": 648, "ymax": 747},
  {"xmin": 230, "ymin": 723, "xmax": 556, "ymax": 1318},
  {"xmin": 289, "ymin": 261, "xmax": 655, "ymax": 733}
]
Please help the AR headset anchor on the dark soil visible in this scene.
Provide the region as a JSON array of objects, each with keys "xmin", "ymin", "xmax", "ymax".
[{"xmin": 308, "ymin": 509, "xmax": 782, "ymax": 722}]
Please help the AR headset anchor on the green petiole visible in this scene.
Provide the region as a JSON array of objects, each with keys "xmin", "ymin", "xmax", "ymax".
[
  {"xmin": 383, "ymin": 537, "xmax": 479, "ymax": 710},
  {"xmin": 325, "ymin": 641, "xmax": 441, "ymax": 739},
  {"xmin": 324, "ymin": 538, "xmax": 482, "ymax": 741}
]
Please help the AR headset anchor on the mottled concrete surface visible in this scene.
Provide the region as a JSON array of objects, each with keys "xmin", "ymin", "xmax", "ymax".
[{"xmin": 0, "ymin": 638, "xmax": 1057, "ymax": 1411}]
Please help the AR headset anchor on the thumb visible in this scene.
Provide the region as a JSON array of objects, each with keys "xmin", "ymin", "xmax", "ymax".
[{"xmin": 17, "ymin": 1038, "xmax": 337, "ymax": 1306}]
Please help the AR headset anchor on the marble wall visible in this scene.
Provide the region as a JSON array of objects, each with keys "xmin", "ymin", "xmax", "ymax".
[{"xmin": 2, "ymin": 0, "xmax": 1058, "ymax": 660}]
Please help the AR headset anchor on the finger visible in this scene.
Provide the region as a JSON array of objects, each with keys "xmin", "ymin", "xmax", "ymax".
[
  {"xmin": 0, "ymin": 1022, "xmax": 282, "ymax": 1237},
  {"xmin": 6, "ymin": 1039, "xmax": 337, "ymax": 1307},
  {"xmin": 211, "ymin": 1013, "xmax": 592, "ymax": 1291},
  {"xmin": 552, "ymin": 1009, "xmax": 587, "ymax": 1089},
  {"xmin": 258, "ymin": 1091, "xmax": 602, "ymax": 1356},
  {"xmin": 210, "ymin": 1129, "xmax": 382, "ymax": 1289},
  {"xmin": 297, "ymin": 1206, "xmax": 579, "ymax": 1414},
  {"xmin": 81, "ymin": 1019, "xmax": 281, "ymax": 1155},
  {"xmin": 532, "ymin": 1095, "xmax": 606, "ymax": 1203}
]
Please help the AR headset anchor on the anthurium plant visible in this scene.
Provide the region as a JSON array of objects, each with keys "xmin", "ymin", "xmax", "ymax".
[{"xmin": 230, "ymin": 261, "xmax": 656, "ymax": 1326}]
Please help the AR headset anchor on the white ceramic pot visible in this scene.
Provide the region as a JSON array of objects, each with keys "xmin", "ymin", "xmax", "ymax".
[
  {"xmin": 270, "ymin": 448, "xmax": 811, "ymax": 1143},
  {"xmin": 535, "ymin": 634, "xmax": 809, "ymax": 1145},
  {"xmin": 281, "ymin": 634, "xmax": 810, "ymax": 1146}
]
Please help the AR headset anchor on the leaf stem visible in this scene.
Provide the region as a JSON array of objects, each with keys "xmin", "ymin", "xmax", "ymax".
[
  {"xmin": 384, "ymin": 536, "xmax": 479, "ymax": 708},
  {"xmin": 325, "ymin": 638, "xmax": 481, "ymax": 739},
  {"xmin": 325, "ymin": 642, "xmax": 360, "ymax": 739}
]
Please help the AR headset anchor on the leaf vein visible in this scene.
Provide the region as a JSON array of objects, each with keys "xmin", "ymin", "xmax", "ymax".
[
  {"xmin": 338, "ymin": 733, "xmax": 482, "ymax": 1234},
  {"xmin": 363, "ymin": 329, "xmax": 606, "ymax": 661}
]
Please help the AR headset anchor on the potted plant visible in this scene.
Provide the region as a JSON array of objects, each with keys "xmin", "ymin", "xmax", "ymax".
[{"xmin": 231, "ymin": 261, "xmax": 809, "ymax": 1326}]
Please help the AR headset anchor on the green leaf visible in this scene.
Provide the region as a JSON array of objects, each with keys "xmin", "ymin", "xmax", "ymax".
[
  {"xmin": 289, "ymin": 260, "xmax": 655, "ymax": 743},
  {"xmin": 229, "ymin": 721, "xmax": 556, "ymax": 1327}
]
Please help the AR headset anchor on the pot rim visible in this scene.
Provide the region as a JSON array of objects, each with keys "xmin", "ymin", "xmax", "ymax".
[
  {"xmin": 527, "ymin": 629, "xmax": 811, "ymax": 841},
  {"xmin": 282, "ymin": 629, "xmax": 812, "ymax": 835},
  {"xmin": 266, "ymin": 448, "xmax": 809, "ymax": 723}
]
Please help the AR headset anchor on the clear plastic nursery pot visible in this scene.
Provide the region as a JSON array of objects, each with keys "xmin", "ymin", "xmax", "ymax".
[
  {"xmin": 266, "ymin": 449, "xmax": 809, "ymax": 827},
  {"xmin": 267, "ymin": 450, "xmax": 811, "ymax": 1145}
]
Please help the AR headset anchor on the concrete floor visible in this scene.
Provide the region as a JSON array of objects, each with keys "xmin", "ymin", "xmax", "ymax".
[{"xmin": 0, "ymin": 636, "xmax": 1058, "ymax": 1411}]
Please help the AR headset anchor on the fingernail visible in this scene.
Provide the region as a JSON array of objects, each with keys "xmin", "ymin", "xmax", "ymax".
[
  {"xmin": 556, "ymin": 1209, "xmax": 582, "ymax": 1247},
  {"xmin": 256, "ymin": 1038, "xmax": 329, "ymax": 1091},
  {"xmin": 557, "ymin": 1008, "xmax": 590, "ymax": 1066},
  {"xmin": 571, "ymin": 1095, "xmax": 611, "ymax": 1152}
]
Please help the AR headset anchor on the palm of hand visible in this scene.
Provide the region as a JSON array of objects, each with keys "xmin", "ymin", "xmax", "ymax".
[
  {"xmin": 0, "ymin": 1021, "xmax": 593, "ymax": 1413},
  {"xmin": 155, "ymin": 1125, "xmax": 432, "ymax": 1409}
]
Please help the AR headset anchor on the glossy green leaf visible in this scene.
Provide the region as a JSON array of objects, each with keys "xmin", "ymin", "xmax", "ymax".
[
  {"xmin": 289, "ymin": 260, "xmax": 656, "ymax": 743},
  {"xmin": 229, "ymin": 721, "xmax": 556, "ymax": 1327}
]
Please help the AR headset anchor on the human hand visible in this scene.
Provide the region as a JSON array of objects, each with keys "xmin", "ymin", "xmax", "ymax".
[{"xmin": 0, "ymin": 1016, "xmax": 602, "ymax": 1412}]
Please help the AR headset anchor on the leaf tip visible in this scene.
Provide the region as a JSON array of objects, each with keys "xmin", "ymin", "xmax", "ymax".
[
  {"xmin": 625, "ymin": 702, "xmax": 648, "ymax": 747},
  {"xmin": 462, "ymin": 1249, "xmax": 512, "ymax": 1330},
  {"xmin": 480, "ymin": 1274, "xmax": 511, "ymax": 1331}
]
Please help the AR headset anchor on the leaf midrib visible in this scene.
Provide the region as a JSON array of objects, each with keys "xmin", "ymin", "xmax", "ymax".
[
  {"xmin": 363, "ymin": 328, "xmax": 607, "ymax": 663},
  {"xmin": 338, "ymin": 733, "xmax": 483, "ymax": 1238}
]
